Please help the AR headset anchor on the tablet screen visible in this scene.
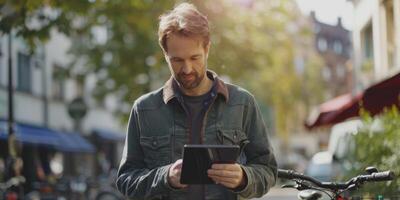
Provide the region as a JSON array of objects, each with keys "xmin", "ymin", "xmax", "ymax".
[{"xmin": 180, "ymin": 144, "xmax": 240, "ymax": 184}]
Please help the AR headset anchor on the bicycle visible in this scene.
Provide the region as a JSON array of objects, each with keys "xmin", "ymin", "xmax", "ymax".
[
  {"xmin": 277, "ymin": 166, "xmax": 395, "ymax": 200},
  {"xmin": 93, "ymin": 170, "xmax": 123, "ymax": 200},
  {"xmin": 0, "ymin": 176, "xmax": 25, "ymax": 200}
]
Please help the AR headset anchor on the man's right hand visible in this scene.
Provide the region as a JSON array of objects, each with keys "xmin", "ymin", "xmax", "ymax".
[{"xmin": 167, "ymin": 159, "xmax": 188, "ymax": 189}]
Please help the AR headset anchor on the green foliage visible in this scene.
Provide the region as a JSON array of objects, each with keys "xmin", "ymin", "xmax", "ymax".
[
  {"xmin": 348, "ymin": 106, "xmax": 400, "ymax": 196},
  {"xmin": 1, "ymin": 0, "xmax": 325, "ymax": 133},
  {"xmin": 66, "ymin": 0, "xmax": 175, "ymax": 103},
  {"xmin": 0, "ymin": 0, "xmax": 93, "ymax": 50},
  {"xmin": 1, "ymin": 0, "xmax": 175, "ymax": 114},
  {"xmin": 195, "ymin": 0, "xmax": 324, "ymax": 137}
]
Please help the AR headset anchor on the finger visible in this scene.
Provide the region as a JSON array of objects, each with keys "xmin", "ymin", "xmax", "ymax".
[
  {"xmin": 211, "ymin": 164, "xmax": 241, "ymax": 171},
  {"xmin": 174, "ymin": 176, "xmax": 188, "ymax": 188},
  {"xmin": 176, "ymin": 170, "xmax": 181, "ymax": 177},
  {"xmin": 216, "ymin": 181, "xmax": 237, "ymax": 189},
  {"xmin": 208, "ymin": 175, "xmax": 239, "ymax": 183},
  {"xmin": 208, "ymin": 175, "xmax": 240, "ymax": 185},
  {"xmin": 176, "ymin": 159, "xmax": 183, "ymax": 165},
  {"xmin": 176, "ymin": 183, "xmax": 188, "ymax": 188},
  {"xmin": 207, "ymin": 169, "xmax": 241, "ymax": 178}
]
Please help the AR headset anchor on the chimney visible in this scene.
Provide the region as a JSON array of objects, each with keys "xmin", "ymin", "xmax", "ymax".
[
  {"xmin": 337, "ymin": 17, "xmax": 342, "ymax": 27},
  {"xmin": 310, "ymin": 11, "xmax": 316, "ymax": 21}
]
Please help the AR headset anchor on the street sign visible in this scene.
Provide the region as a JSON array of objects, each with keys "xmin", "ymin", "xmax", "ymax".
[{"xmin": 67, "ymin": 97, "xmax": 88, "ymax": 120}]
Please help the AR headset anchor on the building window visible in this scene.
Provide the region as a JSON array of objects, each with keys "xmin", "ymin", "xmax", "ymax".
[
  {"xmin": 333, "ymin": 40, "xmax": 343, "ymax": 55},
  {"xmin": 52, "ymin": 66, "xmax": 66, "ymax": 100},
  {"xmin": 322, "ymin": 67, "xmax": 331, "ymax": 81},
  {"xmin": 17, "ymin": 52, "xmax": 32, "ymax": 93},
  {"xmin": 52, "ymin": 78, "xmax": 65, "ymax": 100},
  {"xmin": 362, "ymin": 23, "xmax": 374, "ymax": 60},
  {"xmin": 385, "ymin": 0, "xmax": 395, "ymax": 69},
  {"xmin": 317, "ymin": 37, "xmax": 328, "ymax": 52}
]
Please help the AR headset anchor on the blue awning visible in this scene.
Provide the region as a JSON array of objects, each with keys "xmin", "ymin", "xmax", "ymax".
[
  {"xmin": 0, "ymin": 121, "xmax": 59, "ymax": 147},
  {"xmin": 0, "ymin": 120, "xmax": 95, "ymax": 153},
  {"xmin": 93, "ymin": 128, "xmax": 125, "ymax": 142},
  {"xmin": 56, "ymin": 132, "xmax": 95, "ymax": 153},
  {"xmin": 0, "ymin": 120, "xmax": 8, "ymax": 139}
]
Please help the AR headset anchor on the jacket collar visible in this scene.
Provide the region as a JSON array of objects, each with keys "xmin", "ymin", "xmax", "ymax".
[{"xmin": 162, "ymin": 70, "xmax": 229, "ymax": 104}]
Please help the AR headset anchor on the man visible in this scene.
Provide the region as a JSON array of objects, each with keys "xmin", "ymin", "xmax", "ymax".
[{"xmin": 116, "ymin": 3, "xmax": 277, "ymax": 200}]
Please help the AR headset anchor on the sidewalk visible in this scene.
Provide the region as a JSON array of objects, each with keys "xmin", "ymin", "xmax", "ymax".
[{"xmin": 252, "ymin": 187, "xmax": 298, "ymax": 200}]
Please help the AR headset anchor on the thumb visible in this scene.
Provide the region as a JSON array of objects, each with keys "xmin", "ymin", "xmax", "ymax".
[{"xmin": 173, "ymin": 159, "xmax": 183, "ymax": 169}]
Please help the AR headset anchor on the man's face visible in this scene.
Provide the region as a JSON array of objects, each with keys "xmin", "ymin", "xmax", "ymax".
[{"xmin": 164, "ymin": 34, "xmax": 209, "ymax": 91}]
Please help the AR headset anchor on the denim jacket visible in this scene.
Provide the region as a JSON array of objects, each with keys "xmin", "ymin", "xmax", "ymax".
[{"xmin": 116, "ymin": 71, "xmax": 277, "ymax": 200}]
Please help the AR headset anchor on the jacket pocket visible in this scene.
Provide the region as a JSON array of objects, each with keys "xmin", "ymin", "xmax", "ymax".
[
  {"xmin": 217, "ymin": 129, "xmax": 250, "ymax": 154},
  {"xmin": 140, "ymin": 135, "xmax": 171, "ymax": 168}
]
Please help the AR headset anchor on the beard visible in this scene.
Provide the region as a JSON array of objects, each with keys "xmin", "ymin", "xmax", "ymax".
[{"xmin": 176, "ymin": 70, "xmax": 205, "ymax": 90}]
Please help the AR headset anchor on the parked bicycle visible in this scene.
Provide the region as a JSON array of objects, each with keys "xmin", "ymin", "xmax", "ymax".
[
  {"xmin": 278, "ymin": 166, "xmax": 395, "ymax": 200},
  {"xmin": 93, "ymin": 170, "xmax": 123, "ymax": 200},
  {"xmin": 0, "ymin": 176, "xmax": 25, "ymax": 200}
]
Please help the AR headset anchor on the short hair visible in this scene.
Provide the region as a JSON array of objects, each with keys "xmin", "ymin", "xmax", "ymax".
[{"xmin": 158, "ymin": 3, "xmax": 210, "ymax": 52}]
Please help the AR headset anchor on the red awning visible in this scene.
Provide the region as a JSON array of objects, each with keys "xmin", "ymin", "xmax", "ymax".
[
  {"xmin": 305, "ymin": 93, "xmax": 362, "ymax": 129},
  {"xmin": 305, "ymin": 72, "xmax": 400, "ymax": 129}
]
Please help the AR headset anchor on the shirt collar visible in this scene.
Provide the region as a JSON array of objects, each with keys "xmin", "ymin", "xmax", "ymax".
[{"xmin": 162, "ymin": 70, "xmax": 229, "ymax": 104}]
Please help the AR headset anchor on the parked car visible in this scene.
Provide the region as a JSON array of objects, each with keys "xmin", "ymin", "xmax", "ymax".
[
  {"xmin": 306, "ymin": 120, "xmax": 364, "ymax": 181},
  {"xmin": 306, "ymin": 151, "xmax": 339, "ymax": 181}
]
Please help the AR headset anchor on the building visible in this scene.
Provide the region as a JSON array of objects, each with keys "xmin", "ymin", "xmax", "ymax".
[
  {"xmin": 0, "ymin": 30, "xmax": 125, "ymax": 190},
  {"xmin": 351, "ymin": 0, "xmax": 400, "ymax": 89},
  {"xmin": 305, "ymin": 0, "xmax": 400, "ymax": 142},
  {"xmin": 310, "ymin": 12, "xmax": 354, "ymax": 98}
]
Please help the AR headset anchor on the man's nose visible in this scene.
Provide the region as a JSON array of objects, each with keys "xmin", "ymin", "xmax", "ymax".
[{"xmin": 181, "ymin": 61, "xmax": 193, "ymax": 74}]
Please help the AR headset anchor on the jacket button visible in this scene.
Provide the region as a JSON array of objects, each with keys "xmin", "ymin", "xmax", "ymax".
[{"xmin": 153, "ymin": 141, "xmax": 157, "ymax": 146}]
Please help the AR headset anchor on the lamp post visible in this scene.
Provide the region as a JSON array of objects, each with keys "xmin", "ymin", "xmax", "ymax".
[{"xmin": 7, "ymin": 31, "xmax": 17, "ymax": 158}]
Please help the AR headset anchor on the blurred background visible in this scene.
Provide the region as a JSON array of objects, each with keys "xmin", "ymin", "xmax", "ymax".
[{"xmin": 0, "ymin": 0, "xmax": 399, "ymax": 199}]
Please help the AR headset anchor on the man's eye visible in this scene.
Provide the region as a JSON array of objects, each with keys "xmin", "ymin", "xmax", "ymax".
[
  {"xmin": 191, "ymin": 57, "xmax": 199, "ymax": 60},
  {"xmin": 171, "ymin": 58, "xmax": 182, "ymax": 62}
]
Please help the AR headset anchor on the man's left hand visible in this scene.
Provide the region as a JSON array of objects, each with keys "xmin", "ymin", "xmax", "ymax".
[{"xmin": 207, "ymin": 163, "xmax": 246, "ymax": 189}]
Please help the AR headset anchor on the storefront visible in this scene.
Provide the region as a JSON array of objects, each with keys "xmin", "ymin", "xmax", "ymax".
[
  {"xmin": 91, "ymin": 129, "xmax": 124, "ymax": 176},
  {"xmin": 0, "ymin": 119, "xmax": 95, "ymax": 192}
]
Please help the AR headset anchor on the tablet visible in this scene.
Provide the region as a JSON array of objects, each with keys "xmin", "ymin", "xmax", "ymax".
[{"xmin": 180, "ymin": 144, "xmax": 240, "ymax": 184}]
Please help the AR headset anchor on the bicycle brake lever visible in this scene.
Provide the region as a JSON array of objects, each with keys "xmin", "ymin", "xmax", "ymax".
[
  {"xmin": 282, "ymin": 184, "xmax": 297, "ymax": 189},
  {"xmin": 282, "ymin": 182, "xmax": 311, "ymax": 191},
  {"xmin": 347, "ymin": 184, "xmax": 358, "ymax": 191},
  {"xmin": 296, "ymin": 184, "xmax": 312, "ymax": 190}
]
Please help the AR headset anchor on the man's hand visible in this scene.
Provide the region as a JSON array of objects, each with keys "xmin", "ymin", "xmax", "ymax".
[
  {"xmin": 207, "ymin": 163, "xmax": 247, "ymax": 189},
  {"xmin": 167, "ymin": 159, "xmax": 188, "ymax": 189}
]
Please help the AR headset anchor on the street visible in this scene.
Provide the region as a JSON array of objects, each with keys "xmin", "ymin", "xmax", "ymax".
[{"xmin": 252, "ymin": 187, "xmax": 299, "ymax": 200}]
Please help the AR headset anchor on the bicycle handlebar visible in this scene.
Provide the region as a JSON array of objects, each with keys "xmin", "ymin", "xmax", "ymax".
[
  {"xmin": 358, "ymin": 171, "xmax": 395, "ymax": 182},
  {"xmin": 278, "ymin": 169, "xmax": 348, "ymax": 189},
  {"xmin": 278, "ymin": 169, "xmax": 395, "ymax": 190}
]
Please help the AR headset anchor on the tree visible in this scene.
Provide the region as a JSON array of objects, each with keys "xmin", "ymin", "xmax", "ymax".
[
  {"xmin": 1, "ymin": 0, "xmax": 325, "ymax": 135},
  {"xmin": 1, "ymin": 0, "xmax": 174, "ymax": 120},
  {"xmin": 194, "ymin": 0, "xmax": 324, "ymax": 138},
  {"xmin": 0, "ymin": 0, "xmax": 92, "ymax": 47}
]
